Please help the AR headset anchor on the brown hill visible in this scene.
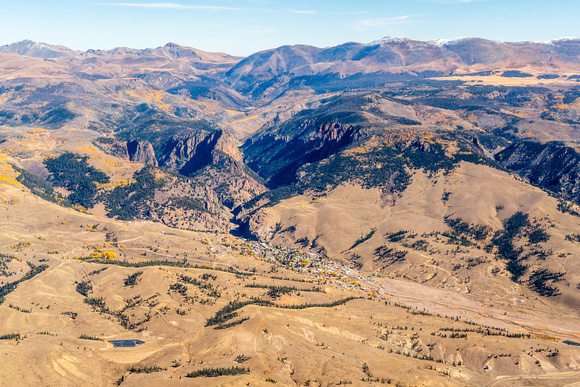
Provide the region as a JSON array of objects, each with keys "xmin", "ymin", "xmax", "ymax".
[{"xmin": 0, "ymin": 173, "xmax": 580, "ymax": 386}]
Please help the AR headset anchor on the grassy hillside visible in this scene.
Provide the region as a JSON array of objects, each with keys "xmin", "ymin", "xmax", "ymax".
[{"xmin": 0, "ymin": 180, "xmax": 580, "ymax": 386}]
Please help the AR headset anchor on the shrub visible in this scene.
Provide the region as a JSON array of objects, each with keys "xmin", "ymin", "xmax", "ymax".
[{"xmin": 186, "ymin": 366, "xmax": 250, "ymax": 378}]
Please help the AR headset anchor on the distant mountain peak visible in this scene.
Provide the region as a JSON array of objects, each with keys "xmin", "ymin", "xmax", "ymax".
[
  {"xmin": 17, "ymin": 39, "xmax": 36, "ymax": 47},
  {"xmin": 163, "ymin": 42, "xmax": 182, "ymax": 48},
  {"xmin": 0, "ymin": 39, "xmax": 75, "ymax": 58}
]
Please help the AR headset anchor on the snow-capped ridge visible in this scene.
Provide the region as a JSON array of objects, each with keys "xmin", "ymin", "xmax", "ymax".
[
  {"xmin": 366, "ymin": 37, "xmax": 411, "ymax": 46},
  {"xmin": 0, "ymin": 39, "xmax": 75, "ymax": 58},
  {"xmin": 530, "ymin": 37, "xmax": 580, "ymax": 45}
]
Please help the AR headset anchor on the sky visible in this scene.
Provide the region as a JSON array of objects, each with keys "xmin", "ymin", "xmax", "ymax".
[{"xmin": 1, "ymin": 0, "xmax": 579, "ymax": 56}]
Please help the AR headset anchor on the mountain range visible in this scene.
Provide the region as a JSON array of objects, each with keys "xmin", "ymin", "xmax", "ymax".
[{"xmin": 2, "ymin": 37, "xmax": 580, "ymax": 103}]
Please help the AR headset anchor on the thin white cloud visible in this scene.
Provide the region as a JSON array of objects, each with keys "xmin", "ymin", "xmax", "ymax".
[
  {"xmin": 94, "ymin": 3, "xmax": 247, "ymax": 11},
  {"xmin": 288, "ymin": 9, "xmax": 317, "ymax": 14},
  {"xmin": 336, "ymin": 11, "xmax": 370, "ymax": 15},
  {"xmin": 354, "ymin": 15, "xmax": 411, "ymax": 30}
]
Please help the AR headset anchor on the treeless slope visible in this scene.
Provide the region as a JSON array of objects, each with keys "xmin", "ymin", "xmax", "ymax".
[
  {"xmin": 244, "ymin": 161, "xmax": 580, "ymax": 311},
  {"xmin": 247, "ymin": 162, "xmax": 555, "ymax": 254}
]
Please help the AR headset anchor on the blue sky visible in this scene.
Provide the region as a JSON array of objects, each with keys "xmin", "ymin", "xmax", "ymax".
[{"xmin": 1, "ymin": 0, "xmax": 579, "ymax": 56}]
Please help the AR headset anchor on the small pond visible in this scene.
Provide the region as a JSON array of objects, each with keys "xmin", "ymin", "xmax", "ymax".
[
  {"xmin": 563, "ymin": 340, "xmax": 580, "ymax": 347},
  {"xmin": 108, "ymin": 340, "xmax": 145, "ymax": 348}
]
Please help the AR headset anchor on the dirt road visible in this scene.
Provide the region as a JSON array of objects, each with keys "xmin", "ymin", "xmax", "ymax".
[{"xmin": 361, "ymin": 276, "xmax": 580, "ymax": 342}]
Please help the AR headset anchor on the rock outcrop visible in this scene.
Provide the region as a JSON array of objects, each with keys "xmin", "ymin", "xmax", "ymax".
[
  {"xmin": 157, "ymin": 128, "xmax": 266, "ymax": 208},
  {"xmin": 157, "ymin": 129, "xmax": 221, "ymax": 175},
  {"xmin": 496, "ymin": 141, "xmax": 580, "ymax": 203},
  {"xmin": 127, "ymin": 140, "xmax": 158, "ymax": 166}
]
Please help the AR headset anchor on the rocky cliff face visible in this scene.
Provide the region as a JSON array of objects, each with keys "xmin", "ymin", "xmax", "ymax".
[
  {"xmin": 244, "ymin": 120, "xmax": 360, "ymax": 188},
  {"xmin": 496, "ymin": 141, "xmax": 580, "ymax": 203},
  {"xmin": 157, "ymin": 128, "xmax": 265, "ymax": 208},
  {"xmin": 127, "ymin": 140, "xmax": 158, "ymax": 166},
  {"xmin": 242, "ymin": 94, "xmax": 408, "ymax": 188},
  {"xmin": 157, "ymin": 129, "xmax": 220, "ymax": 175},
  {"xmin": 194, "ymin": 154, "xmax": 266, "ymax": 209}
]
